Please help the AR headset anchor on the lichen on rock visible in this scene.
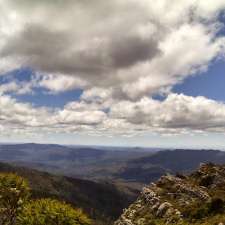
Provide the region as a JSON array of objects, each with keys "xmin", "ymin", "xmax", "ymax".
[{"xmin": 114, "ymin": 163, "xmax": 225, "ymax": 225}]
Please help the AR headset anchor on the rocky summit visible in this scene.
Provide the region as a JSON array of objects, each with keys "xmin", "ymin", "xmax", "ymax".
[{"xmin": 114, "ymin": 163, "xmax": 225, "ymax": 225}]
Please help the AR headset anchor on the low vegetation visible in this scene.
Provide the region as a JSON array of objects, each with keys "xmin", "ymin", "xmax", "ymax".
[
  {"xmin": 115, "ymin": 163, "xmax": 225, "ymax": 225},
  {"xmin": 0, "ymin": 162, "xmax": 136, "ymax": 224},
  {"xmin": 0, "ymin": 173, "xmax": 91, "ymax": 225}
]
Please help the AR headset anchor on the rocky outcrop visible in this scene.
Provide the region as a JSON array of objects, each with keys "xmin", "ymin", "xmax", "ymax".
[{"xmin": 115, "ymin": 163, "xmax": 225, "ymax": 225}]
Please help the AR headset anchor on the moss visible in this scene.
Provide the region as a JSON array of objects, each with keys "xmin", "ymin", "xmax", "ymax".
[{"xmin": 199, "ymin": 175, "xmax": 215, "ymax": 187}]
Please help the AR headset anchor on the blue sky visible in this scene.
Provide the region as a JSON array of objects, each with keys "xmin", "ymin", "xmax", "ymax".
[
  {"xmin": 0, "ymin": 0, "xmax": 225, "ymax": 148},
  {"xmin": 173, "ymin": 60, "xmax": 225, "ymax": 102},
  {"xmin": 0, "ymin": 68, "xmax": 83, "ymax": 108},
  {"xmin": 15, "ymin": 87, "xmax": 83, "ymax": 108},
  {"xmin": 3, "ymin": 59, "xmax": 225, "ymax": 108}
]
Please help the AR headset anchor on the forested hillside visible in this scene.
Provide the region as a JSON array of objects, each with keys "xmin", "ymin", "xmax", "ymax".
[{"xmin": 0, "ymin": 162, "xmax": 137, "ymax": 225}]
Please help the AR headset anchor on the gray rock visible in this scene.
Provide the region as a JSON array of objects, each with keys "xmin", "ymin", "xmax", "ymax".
[{"xmin": 156, "ymin": 202, "xmax": 172, "ymax": 217}]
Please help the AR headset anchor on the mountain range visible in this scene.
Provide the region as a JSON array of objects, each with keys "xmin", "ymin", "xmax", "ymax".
[
  {"xmin": 1, "ymin": 144, "xmax": 225, "ymax": 224},
  {"xmin": 1, "ymin": 144, "xmax": 225, "ymax": 188}
]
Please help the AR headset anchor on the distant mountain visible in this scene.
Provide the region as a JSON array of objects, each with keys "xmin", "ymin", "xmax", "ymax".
[
  {"xmin": 0, "ymin": 143, "xmax": 152, "ymax": 179},
  {"xmin": 115, "ymin": 163, "xmax": 225, "ymax": 225},
  {"xmin": 0, "ymin": 161, "xmax": 137, "ymax": 225},
  {"xmin": 1, "ymin": 144, "xmax": 225, "ymax": 189},
  {"xmin": 114, "ymin": 149, "xmax": 225, "ymax": 184},
  {"xmin": 115, "ymin": 165, "xmax": 168, "ymax": 183}
]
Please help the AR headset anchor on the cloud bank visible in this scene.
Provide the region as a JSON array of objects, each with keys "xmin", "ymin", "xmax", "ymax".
[{"xmin": 0, "ymin": 0, "xmax": 225, "ymax": 140}]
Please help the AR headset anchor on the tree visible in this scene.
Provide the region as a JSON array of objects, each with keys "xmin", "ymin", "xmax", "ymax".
[
  {"xmin": 0, "ymin": 173, "xmax": 92, "ymax": 225},
  {"xmin": 17, "ymin": 198, "xmax": 92, "ymax": 225},
  {"xmin": 0, "ymin": 173, "xmax": 30, "ymax": 225}
]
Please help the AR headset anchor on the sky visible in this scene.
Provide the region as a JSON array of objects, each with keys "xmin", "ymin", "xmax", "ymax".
[{"xmin": 0, "ymin": 0, "xmax": 225, "ymax": 149}]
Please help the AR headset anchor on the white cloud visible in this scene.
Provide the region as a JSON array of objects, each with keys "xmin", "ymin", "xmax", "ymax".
[
  {"xmin": 0, "ymin": 0, "xmax": 225, "ymax": 140},
  {"xmin": 57, "ymin": 109, "xmax": 106, "ymax": 125},
  {"xmin": 1, "ymin": 93, "xmax": 225, "ymax": 139},
  {"xmin": 0, "ymin": 80, "xmax": 34, "ymax": 95},
  {"xmin": 81, "ymin": 87, "xmax": 113, "ymax": 101},
  {"xmin": 39, "ymin": 74, "xmax": 87, "ymax": 93},
  {"xmin": 110, "ymin": 94, "xmax": 225, "ymax": 132},
  {"xmin": 0, "ymin": 0, "xmax": 224, "ymax": 97}
]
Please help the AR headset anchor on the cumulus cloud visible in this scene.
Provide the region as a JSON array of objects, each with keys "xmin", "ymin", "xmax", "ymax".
[
  {"xmin": 0, "ymin": 80, "xmax": 34, "ymax": 95},
  {"xmin": 0, "ymin": 0, "xmax": 225, "ymax": 97},
  {"xmin": 0, "ymin": 94, "xmax": 51, "ymax": 130},
  {"xmin": 38, "ymin": 74, "xmax": 87, "ymax": 93},
  {"xmin": 0, "ymin": 0, "xmax": 225, "ymax": 139},
  {"xmin": 110, "ymin": 94, "xmax": 225, "ymax": 132},
  {"xmin": 1, "ymin": 93, "xmax": 225, "ymax": 139}
]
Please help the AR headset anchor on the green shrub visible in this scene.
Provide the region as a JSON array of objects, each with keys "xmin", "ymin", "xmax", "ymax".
[
  {"xmin": 199, "ymin": 175, "xmax": 214, "ymax": 187},
  {"xmin": 0, "ymin": 173, "xmax": 30, "ymax": 225},
  {"xmin": 17, "ymin": 198, "xmax": 92, "ymax": 225},
  {"xmin": 0, "ymin": 173, "xmax": 92, "ymax": 225},
  {"xmin": 183, "ymin": 197, "xmax": 225, "ymax": 222},
  {"xmin": 191, "ymin": 206, "xmax": 208, "ymax": 219},
  {"xmin": 148, "ymin": 221, "xmax": 157, "ymax": 225},
  {"xmin": 208, "ymin": 198, "xmax": 225, "ymax": 214}
]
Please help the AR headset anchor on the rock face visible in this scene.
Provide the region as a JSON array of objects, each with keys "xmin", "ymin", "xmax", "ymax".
[{"xmin": 114, "ymin": 163, "xmax": 225, "ymax": 225}]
